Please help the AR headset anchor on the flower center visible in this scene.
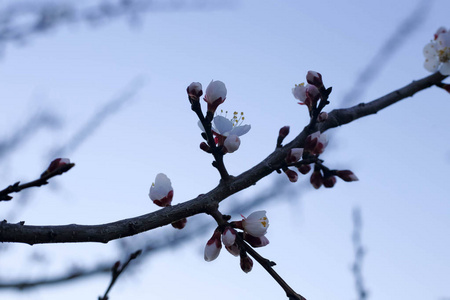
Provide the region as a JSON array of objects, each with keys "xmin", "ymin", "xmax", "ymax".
[{"xmin": 219, "ymin": 110, "xmax": 246, "ymax": 127}]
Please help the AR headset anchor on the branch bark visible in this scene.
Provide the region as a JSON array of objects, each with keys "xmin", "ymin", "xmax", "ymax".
[{"xmin": 0, "ymin": 72, "xmax": 446, "ymax": 245}]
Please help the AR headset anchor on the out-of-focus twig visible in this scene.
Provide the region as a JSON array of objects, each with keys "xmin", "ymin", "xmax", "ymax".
[
  {"xmin": 340, "ymin": 0, "xmax": 431, "ymax": 106},
  {"xmin": 351, "ymin": 207, "xmax": 368, "ymax": 300},
  {"xmin": 0, "ymin": 0, "xmax": 233, "ymax": 54},
  {"xmin": 98, "ymin": 249, "xmax": 142, "ymax": 300},
  {"xmin": 48, "ymin": 77, "xmax": 144, "ymax": 158}
]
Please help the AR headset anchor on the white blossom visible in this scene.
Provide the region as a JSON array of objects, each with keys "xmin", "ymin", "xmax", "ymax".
[{"xmin": 242, "ymin": 211, "xmax": 269, "ymax": 237}]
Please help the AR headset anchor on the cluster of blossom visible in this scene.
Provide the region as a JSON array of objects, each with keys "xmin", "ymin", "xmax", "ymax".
[
  {"xmin": 292, "ymin": 71, "xmax": 325, "ymax": 115},
  {"xmin": 424, "ymin": 26, "xmax": 450, "ymax": 75},
  {"xmin": 281, "ymin": 71, "xmax": 359, "ymax": 188},
  {"xmin": 188, "ymin": 81, "xmax": 251, "ymax": 154},
  {"xmin": 198, "ymin": 112, "xmax": 251, "ymax": 154},
  {"xmin": 149, "ymin": 173, "xmax": 187, "ymax": 229},
  {"xmin": 204, "ymin": 211, "xmax": 269, "ymax": 273}
]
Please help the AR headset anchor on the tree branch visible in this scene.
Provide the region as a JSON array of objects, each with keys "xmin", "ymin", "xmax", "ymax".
[
  {"xmin": 0, "ymin": 162, "xmax": 75, "ymax": 201},
  {"xmin": 0, "ymin": 72, "xmax": 446, "ymax": 245}
]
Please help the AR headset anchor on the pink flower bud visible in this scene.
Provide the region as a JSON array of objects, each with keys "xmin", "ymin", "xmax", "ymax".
[
  {"xmin": 204, "ymin": 230, "xmax": 222, "ymax": 262},
  {"xmin": 225, "ymin": 243, "xmax": 240, "ymax": 257},
  {"xmin": 336, "ymin": 170, "xmax": 359, "ymax": 182},
  {"xmin": 306, "ymin": 70, "xmax": 323, "ymax": 88},
  {"xmin": 46, "ymin": 158, "xmax": 70, "ymax": 173},
  {"xmin": 298, "ymin": 164, "xmax": 311, "ymax": 175},
  {"xmin": 244, "ymin": 233, "xmax": 270, "ymax": 248},
  {"xmin": 284, "ymin": 169, "xmax": 298, "ymax": 183},
  {"xmin": 323, "ymin": 175, "xmax": 336, "ymax": 188},
  {"xmin": 204, "ymin": 80, "xmax": 227, "ymax": 113},
  {"xmin": 240, "ymin": 254, "xmax": 253, "ymax": 273},
  {"xmin": 187, "ymin": 82, "xmax": 203, "ymax": 102},
  {"xmin": 149, "ymin": 173, "xmax": 174, "ymax": 207},
  {"xmin": 222, "ymin": 227, "xmax": 237, "ymax": 247},
  {"xmin": 305, "ymin": 131, "xmax": 328, "ymax": 155},
  {"xmin": 223, "ymin": 135, "xmax": 241, "ymax": 153},
  {"xmin": 286, "ymin": 148, "xmax": 304, "ymax": 164},
  {"xmin": 171, "ymin": 218, "xmax": 187, "ymax": 230},
  {"xmin": 242, "ymin": 211, "xmax": 269, "ymax": 237},
  {"xmin": 310, "ymin": 170, "xmax": 323, "ymax": 189}
]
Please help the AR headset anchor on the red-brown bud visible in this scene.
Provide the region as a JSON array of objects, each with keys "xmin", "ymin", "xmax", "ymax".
[
  {"xmin": 298, "ymin": 164, "xmax": 311, "ymax": 175},
  {"xmin": 336, "ymin": 170, "xmax": 359, "ymax": 182},
  {"xmin": 171, "ymin": 218, "xmax": 187, "ymax": 229},
  {"xmin": 310, "ymin": 170, "xmax": 323, "ymax": 189},
  {"xmin": 323, "ymin": 175, "xmax": 336, "ymax": 188}
]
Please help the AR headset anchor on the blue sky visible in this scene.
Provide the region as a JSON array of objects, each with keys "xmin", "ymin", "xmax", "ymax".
[{"xmin": 0, "ymin": 0, "xmax": 449, "ymax": 299}]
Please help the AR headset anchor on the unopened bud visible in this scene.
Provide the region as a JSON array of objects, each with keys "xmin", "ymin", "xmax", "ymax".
[
  {"xmin": 284, "ymin": 169, "xmax": 298, "ymax": 183},
  {"xmin": 298, "ymin": 164, "xmax": 311, "ymax": 175},
  {"xmin": 224, "ymin": 135, "xmax": 241, "ymax": 153},
  {"xmin": 279, "ymin": 126, "xmax": 290, "ymax": 138},
  {"xmin": 200, "ymin": 142, "xmax": 211, "ymax": 153},
  {"xmin": 286, "ymin": 148, "xmax": 304, "ymax": 164},
  {"xmin": 310, "ymin": 170, "xmax": 323, "ymax": 189},
  {"xmin": 222, "ymin": 227, "xmax": 237, "ymax": 247},
  {"xmin": 240, "ymin": 253, "xmax": 253, "ymax": 273},
  {"xmin": 336, "ymin": 170, "xmax": 359, "ymax": 182},
  {"xmin": 323, "ymin": 175, "xmax": 336, "ymax": 188},
  {"xmin": 306, "ymin": 70, "xmax": 324, "ymax": 88},
  {"xmin": 277, "ymin": 126, "xmax": 290, "ymax": 146},
  {"xmin": 187, "ymin": 82, "xmax": 203, "ymax": 103},
  {"xmin": 171, "ymin": 218, "xmax": 187, "ymax": 230},
  {"xmin": 244, "ymin": 233, "xmax": 270, "ymax": 248},
  {"xmin": 46, "ymin": 158, "xmax": 70, "ymax": 173}
]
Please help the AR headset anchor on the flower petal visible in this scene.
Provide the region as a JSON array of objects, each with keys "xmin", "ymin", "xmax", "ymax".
[
  {"xmin": 230, "ymin": 124, "xmax": 251, "ymax": 136},
  {"xmin": 213, "ymin": 115, "xmax": 233, "ymax": 135}
]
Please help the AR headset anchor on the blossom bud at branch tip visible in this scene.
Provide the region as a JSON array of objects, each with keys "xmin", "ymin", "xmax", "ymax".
[
  {"xmin": 242, "ymin": 211, "xmax": 269, "ymax": 237},
  {"xmin": 149, "ymin": 173, "xmax": 174, "ymax": 207},
  {"xmin": 187, "ymin": 82, "xmax": 203, "ymax": 102},
  {"xmin": 204, "ymin": 80, "xmax": 227, "ymax": 113},
  {"xmin": 41, "ymin": 158, "xmax": 71, "ymax": 177},
  {"xmin": 306, "ymin": 70, "xmax": 323, "ymax": 88},
  {"xmin": 277, "ymin": 126, "xmax": 290, "ymax": 146},
  {"xmin": 47, "ymin": 158, "xmax": 70, "ymax": 173},
  {"xmin": 279, "ymin": 126, "xmax": 290, "ymax": 138},
  {"xmin": 204, "ymin": 230, "xmax": 222, "ymax": 262},
  {"xmin": 336, "ymin": 170, "xmax": 359, "ymax": 182}
]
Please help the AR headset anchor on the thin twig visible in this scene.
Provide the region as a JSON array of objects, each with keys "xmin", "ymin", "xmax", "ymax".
[
  {"xmin": 0, "ymin": 163, "xmax": 75, "ymax": 201},
  {"xmin": 98, "ymin": 250, "xmax": 142, "ymax": 300}
]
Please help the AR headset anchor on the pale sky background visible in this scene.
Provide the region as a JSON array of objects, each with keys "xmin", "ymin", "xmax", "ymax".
[{"xmin": 0, "ymin": 0, "xmax": 449, "ymax": 299}]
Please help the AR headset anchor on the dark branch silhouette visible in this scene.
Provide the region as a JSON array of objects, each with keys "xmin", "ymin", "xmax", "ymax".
[{"xmin": 0, "ymin": 71, "xmax": 446, "ymax": 246}]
